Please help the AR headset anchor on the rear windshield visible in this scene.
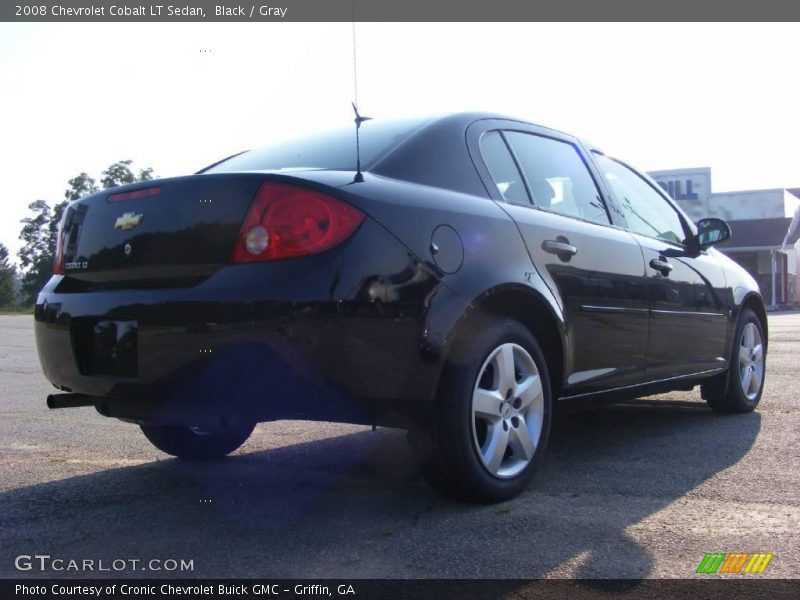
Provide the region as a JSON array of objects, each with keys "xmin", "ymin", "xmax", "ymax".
[{"xmin": 203, "ymin": 117, "xmax": 432, "ymax": 173}]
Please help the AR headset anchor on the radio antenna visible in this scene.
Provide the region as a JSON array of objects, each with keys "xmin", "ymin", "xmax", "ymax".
[{"xmin": 351, "ymin": 11, "xmax": 371, "ymax": 183}]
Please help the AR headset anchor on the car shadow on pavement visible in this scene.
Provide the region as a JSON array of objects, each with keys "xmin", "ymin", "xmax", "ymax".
[{"xmin": 0, "ymin": 398, "xmax": 761, "ymax": 580}]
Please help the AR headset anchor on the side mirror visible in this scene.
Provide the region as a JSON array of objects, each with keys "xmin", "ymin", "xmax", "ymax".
[{"xmin": 695, "ymin": 217, "xmax": 731, "ymax": 249}]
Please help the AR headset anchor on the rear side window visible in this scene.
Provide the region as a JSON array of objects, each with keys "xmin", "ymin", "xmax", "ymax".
[
  {"xmin": 204, "ymin": 117, "xmax": 432, "ymax": 173},
  {"xmin": 505, "ymin": 132, "xmax": 611, "ymax": 225},
  {"xmin": 479, "ymin": 131, "xmax": 530, "ymax": 204}
]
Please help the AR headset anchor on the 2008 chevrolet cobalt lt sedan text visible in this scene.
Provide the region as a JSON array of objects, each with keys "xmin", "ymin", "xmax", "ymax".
[{"xmin": 35, "ymin": 113, "xmax": 767, "ymax": 502}]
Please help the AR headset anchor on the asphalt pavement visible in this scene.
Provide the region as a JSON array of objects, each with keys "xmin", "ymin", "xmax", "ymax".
[{"xmin": 1, "ymin": 313, "xmax": 798, "ymax": 579}]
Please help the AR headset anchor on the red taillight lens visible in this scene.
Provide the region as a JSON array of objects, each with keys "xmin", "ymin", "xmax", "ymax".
[
  {"xmin": 233, "ymin": 182, "xmax": 365, "ymax": 263},
  {"xmin": 108, "ymin": 186, "xmax": 161, "ymax": 202},
  {"xmin": 53, "ymin": 220, "xmax": 65, "ymax": 274}
]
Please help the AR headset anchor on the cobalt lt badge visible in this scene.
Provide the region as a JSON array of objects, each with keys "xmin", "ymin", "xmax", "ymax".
[
  {"xmin": 115, "ymin": 212, "xmax": 143, "ymax": 231},
  {"xmin": 124, "ymin": 242, "xmax": 132, "ymax": 257}
]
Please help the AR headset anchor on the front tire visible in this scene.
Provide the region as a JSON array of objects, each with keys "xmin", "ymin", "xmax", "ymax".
[
  {"xmin": 703, "ymin": 308, "xmax": 766, "ymax": 413},
  {"xmin": 141, "ymin": 421, "xmax": 255, "ymax": 460},
  {"xmin": 412, "ymin": 317, "xmax": 552, "ymax": 503}
]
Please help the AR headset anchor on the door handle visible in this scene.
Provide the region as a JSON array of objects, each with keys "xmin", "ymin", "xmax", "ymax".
[
  {"xmin": 649, "ymin": 257, "xmax": 673, "ymax": 275},
  {"xmin": 542, "ymin": 239, "xmax": 578, "ymax": 260}
]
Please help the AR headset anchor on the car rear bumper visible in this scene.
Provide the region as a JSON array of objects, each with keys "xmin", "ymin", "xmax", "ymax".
[{"xmin": 34, "ymin": 219, "xmax": 445, "ymax": 427}]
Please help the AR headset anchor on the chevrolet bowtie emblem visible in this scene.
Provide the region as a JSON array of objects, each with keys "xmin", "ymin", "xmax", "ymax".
[{"xmin": 114, "ymin": 212, "xmax": 143, "ymax": 231}]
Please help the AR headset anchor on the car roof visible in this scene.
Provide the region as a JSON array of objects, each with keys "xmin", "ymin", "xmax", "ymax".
[
  {"xmin": 403, "ymin": 111, "xmax": 575, "ymax": 138},
  {"xmin": 368, "ymin": 112, "xmax": 594, "ymax": 196}
]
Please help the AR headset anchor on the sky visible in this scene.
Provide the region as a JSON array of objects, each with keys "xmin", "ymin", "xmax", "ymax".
[{"xmin": 1, "ymin": 22, "xmax": 798, "ymax": 264}]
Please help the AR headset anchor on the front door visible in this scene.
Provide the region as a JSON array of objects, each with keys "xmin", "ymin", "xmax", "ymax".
[{"xmin": 591, "ymin": 153, "xmax": 729, "ymax": 379}]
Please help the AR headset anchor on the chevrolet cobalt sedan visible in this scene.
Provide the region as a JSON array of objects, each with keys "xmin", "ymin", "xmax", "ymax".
[{"xmin": 35, "ymin": 113, "xmax": 767, "ymax": 502}]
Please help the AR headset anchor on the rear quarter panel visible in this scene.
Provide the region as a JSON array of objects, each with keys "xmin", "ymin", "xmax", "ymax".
[{"xmin": 323, "ymin": 172, "xmax": 566, "ymax": 380}]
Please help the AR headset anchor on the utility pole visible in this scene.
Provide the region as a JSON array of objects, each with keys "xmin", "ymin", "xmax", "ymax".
[{"xmin": 771, "ymin": 249, "xmax": 777, "ymax": 308}]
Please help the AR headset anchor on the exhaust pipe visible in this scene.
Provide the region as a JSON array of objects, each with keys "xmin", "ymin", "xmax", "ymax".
[{"xmin": 46, "ymin": 393, "xmax": 96, "ymax": 409}]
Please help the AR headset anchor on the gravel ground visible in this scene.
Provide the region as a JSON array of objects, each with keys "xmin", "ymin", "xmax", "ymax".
[{"xmin": 0, "ymin": 313, "xmax": 798, "ymax": 579}]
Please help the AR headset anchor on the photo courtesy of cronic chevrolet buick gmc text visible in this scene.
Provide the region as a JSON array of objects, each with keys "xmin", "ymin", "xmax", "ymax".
[{"xmin": 34, "ymin": 113, "xmax": 767, "ymax": 502}]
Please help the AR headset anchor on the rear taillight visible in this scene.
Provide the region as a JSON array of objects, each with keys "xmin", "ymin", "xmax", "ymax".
[
  {"xmin": 232, "ymin": 182, "xmax": 365, "ymax": 263},
  {"xmin": 53, "ymin": 220, "xmax": 65, "ymax": 274}
]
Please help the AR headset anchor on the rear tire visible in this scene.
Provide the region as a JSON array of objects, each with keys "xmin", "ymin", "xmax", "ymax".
[
  {"xmin": 141, "ymin": 422, "xmax": 255, "ymax": 460},
  {"xmin": 703, "ymin": 308, "xmax": 766, "ymax": 414},
  {"xmin": 411, "ymin": 317, "xmax": 552, "ymax": 503}
]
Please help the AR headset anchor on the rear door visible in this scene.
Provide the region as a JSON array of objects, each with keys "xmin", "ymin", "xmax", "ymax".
[
  {"xmin": 469, "ymin": 122, "xmax": 649, "ymax": 395},
  {"xmin": 590, "ymin": 153, "xmax": 729, "ymax": 379}
]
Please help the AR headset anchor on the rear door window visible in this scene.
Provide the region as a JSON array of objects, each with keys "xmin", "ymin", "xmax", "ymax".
[
  {"xmin": 504, "ymin": 131, "xmax": 611, "ymax": 225},
  {"xmin": 479, "ymin": 131, "xmax": 530, "ymax": 205}
]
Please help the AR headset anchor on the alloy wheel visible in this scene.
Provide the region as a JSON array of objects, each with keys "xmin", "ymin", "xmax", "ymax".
[
  {"xmin": 739, "ymin": 321, "xmax": 764, "ymax": 401},
  {"xmin": 471, "ymin": 343, "xmax": 544, "ymax": 478}
]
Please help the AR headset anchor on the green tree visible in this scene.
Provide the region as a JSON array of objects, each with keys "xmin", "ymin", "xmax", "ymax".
[
  {"xmin": 101, "ymin": 160, "xmax": 135, "ymax": 189},
  {"xmin": 18, "ymin": 200, "xmax": 53, "ymax": 305},
  {"xmin": 18, "ymin": 200, "xmax": 51, "ymax": 272},
  {"xmin": 17, "ymin": 160, "xmax": 155, "ymax": 305},
  {"xmin": 65, "ymin": 172, "xmax": 98, "ymax": 201},
  {"xmin": 0, "ymin": 243, "xmax": 16, "ymax": 307},
  {"xmin": 100, "ymin": 160, "xmax": 155, "ymax": 188}
]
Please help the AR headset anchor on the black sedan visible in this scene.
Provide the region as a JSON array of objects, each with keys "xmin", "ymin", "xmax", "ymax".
[{"xmin": 35, "ymin": 113, "xmax": 767, "ymax": 502}]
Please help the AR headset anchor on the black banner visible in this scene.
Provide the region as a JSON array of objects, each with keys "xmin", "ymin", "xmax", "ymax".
[
  {"xmin": 3, "ymin": 579, "xmax": 800, "ymax": 600},
  {"xmin": 3, "ymin": 0, "xmax": 800, "ymax": 22}
]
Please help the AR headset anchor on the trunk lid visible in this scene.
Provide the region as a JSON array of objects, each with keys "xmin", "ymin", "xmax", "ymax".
[{"xmin": 59, "ymin": 173, "xmax": 265, "ymax": 288}]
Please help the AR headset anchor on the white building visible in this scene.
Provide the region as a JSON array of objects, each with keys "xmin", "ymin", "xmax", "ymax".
[{"xmin": 647, "ymin": 168, "xmax": 800, "ymax": 307}]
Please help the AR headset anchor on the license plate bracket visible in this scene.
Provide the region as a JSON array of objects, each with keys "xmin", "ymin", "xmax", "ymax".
[{"xmin": 71, "ymin": 318, "xmax": 138, "ymax": 378}]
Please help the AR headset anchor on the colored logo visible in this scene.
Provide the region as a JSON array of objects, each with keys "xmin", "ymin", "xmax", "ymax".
[
  {"xmin": 114, "ymin": 212, "xmax": 143, "ymax": 231},
  {"xmin": 696, "ymin": 552, "xmax": 773, "ymax": 574}
]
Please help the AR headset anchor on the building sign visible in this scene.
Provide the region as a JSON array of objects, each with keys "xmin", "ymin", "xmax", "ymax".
[
  {"xmin": 657, "ymin": 179, "xmax": 699, "ymax": 200},
  {"xmin": 649, "ymin": 167, "xmax": 712, "ymax": 203}
]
